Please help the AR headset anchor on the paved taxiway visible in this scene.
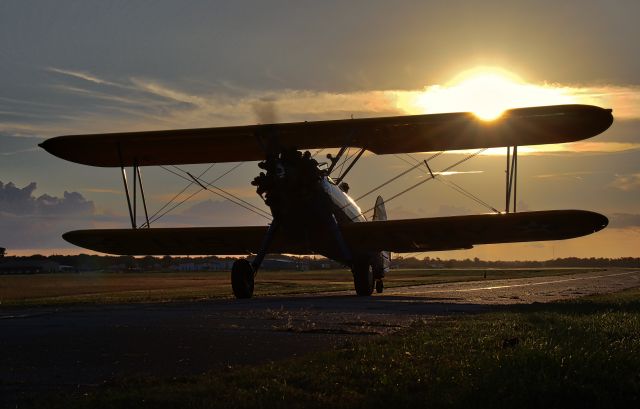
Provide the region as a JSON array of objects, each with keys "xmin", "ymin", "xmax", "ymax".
[{"xmin": 1, "ymin": 268, "xmax": 639, "ymax": 404}]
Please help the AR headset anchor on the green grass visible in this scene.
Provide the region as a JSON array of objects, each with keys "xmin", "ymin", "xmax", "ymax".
[
  {"xmin": 0, "ymin": 268, "xmax": 602, "ymax": 307},
  {"xmin": 34, "ymin": 286, "xmax": 640, "ymax": 409}
]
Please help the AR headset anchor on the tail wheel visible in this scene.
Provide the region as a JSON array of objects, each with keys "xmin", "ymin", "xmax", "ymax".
[
  {"xmin": 375, "ymin": 279, "xmax": 384, "ymax": 294},
  {"xmin": 231, "ymin": 259, "xmax": 255, "ymax": 299},
  {"xmin": 352, "ymin": 260, "xmax": 374, "ymax": 296}
]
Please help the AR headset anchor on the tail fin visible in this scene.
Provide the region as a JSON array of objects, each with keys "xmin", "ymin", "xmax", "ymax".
[
  {"xmin": 372, "ymin": 196, "xmax": 390, "ymax": 281},
  {"xmin": 373, "ymin": 195, "xmax": 387, "ymax": 221}
]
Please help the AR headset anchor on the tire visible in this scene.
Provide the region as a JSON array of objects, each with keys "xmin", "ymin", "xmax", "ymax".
[
  {"xmin": 375, "ymin": 279, "xmax": 384, "ymax": 294},
  {"xmin": 372, "ymin": 251, "xmax": 389, "ymax": 279},
  {"xmin": 352, "ymin": 260, "xmax": 374, "ymax": 296},
  {"xmin": 231, "ymin": 259, "xmax": 255, "ymax": 299}
]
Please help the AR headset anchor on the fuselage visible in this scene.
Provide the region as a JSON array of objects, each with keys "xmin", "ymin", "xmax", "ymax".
[
  {"xmin": 319, "ymin": 177, "xmax": 366, "ymax": 224},
  {"xmin": 251, "ymin": 149, "xmax": 367, "ymax": 264}
]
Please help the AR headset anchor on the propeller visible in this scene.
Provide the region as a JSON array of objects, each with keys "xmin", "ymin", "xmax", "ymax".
[
  {"xmin": 251, "ymin": 98, "xmax": 283, "ymax": 159},
  {"xmin": 252, "ymin": 98, "xmax": 279, "ymax": 124}
]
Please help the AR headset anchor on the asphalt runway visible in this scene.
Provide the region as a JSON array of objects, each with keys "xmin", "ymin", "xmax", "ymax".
[{"xmin": 1, "ymin": 268, "xmax": 639, "ymax": 406}]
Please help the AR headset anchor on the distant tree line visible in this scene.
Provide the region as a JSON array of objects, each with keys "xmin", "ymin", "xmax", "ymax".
[
  {"xmin": 395, "ymin": 256, "xmax": 640, "ymax": 268},
  {"xmin": 1, "ymin": 253, "xmax": 638, "ymax": 271},
  {"xmin": 1, "ymin": 254, "xmax": 343, "ymax": 272}
]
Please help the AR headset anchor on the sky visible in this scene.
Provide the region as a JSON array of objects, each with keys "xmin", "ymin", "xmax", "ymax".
[{"xmin": 1, "ymin": 0, "xmax": 639, "ymax": 259}]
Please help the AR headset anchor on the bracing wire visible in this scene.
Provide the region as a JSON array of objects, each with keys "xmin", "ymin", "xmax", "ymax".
[
  {"xmin": 352, "ymin": 151, "xmax": 443, "ymax": 204},
  {"xmin": 354, "ymin": 148, "xmax": 488, "ymax": 220},
  {"xmin": 140, "ymin": 163, "xmax": 215, "ymax": 227},
  {"xmin": 146, "ymin": 181, "xmax": 211, "ymax": 224},
  {"xmin": 435, "ymin": 178, "xmax": 500, "ymax": 214},
  {"xmin": 145, "ymin": 162, "xmax": 271, "ymax": 226},
  {"xmin": 335, "ymin": 147, "xmax": 352, "ymax": 177},
  {"xmin": 161, "ymin": 165, "xmax": 272, "ymax": 220},
  {"xmin": 395, "ymin": 152, "xmax": 499, "ymax": 214},
  {"xmin": 353, "ymin": 160, "xmax": 425, "ymax": 203},
  {"xmin": 144, "ymin": 144, "xmax": 494, "ymax": 228},
  {"xmin": 170, "ymin": 165, "xmax": 270, "ymax": 217},
  {"xmin": 182, "ymin": 170, "xmax": 272, "ymax": 219}
]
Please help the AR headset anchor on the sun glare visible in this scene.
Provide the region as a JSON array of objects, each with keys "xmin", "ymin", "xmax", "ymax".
[{"xmin": 406, "ymin": 67, "xmax": 577, "ymax": 120}]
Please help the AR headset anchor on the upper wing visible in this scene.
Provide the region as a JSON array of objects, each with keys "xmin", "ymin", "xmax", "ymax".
[
  {"xmin": 40, "ymin": 105, "xmax": 612, "ymax": 167},
  {"xmin": 62, "ymin": 210, "xmax": 607, "ymax": 256}
]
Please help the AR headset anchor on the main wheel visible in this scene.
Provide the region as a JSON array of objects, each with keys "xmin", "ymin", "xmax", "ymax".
[
  {"xmin": 352, "ymin": 260, "xmax": 374, "ymax": 296},
  {"xmin": 231, "ymin": 259, "xmax": 255, "ymax": 299}
]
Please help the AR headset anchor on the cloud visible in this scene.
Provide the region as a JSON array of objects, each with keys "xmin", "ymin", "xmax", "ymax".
[
  {"xmin": 0, "ymin": 188, "xmax": 268, "ymax": 250},
  {"xmin": 534, "ymin": 171, "xmax": 602, "ymax": 180},
  {"xmin": 530, "ymin": 142, "xmax": 640, "ymax": 155},
  {"xmin": 393, "ymin": 80, "xmax": 640, "ymax": 120},
  {"xmin": 1, "ymin": 147, "xmax": 39, "ymax": 156},
  {"xmin": 82, "ymin": 188, "xmax": 122, "ymax": 194},
  {"xmin": 436, "ymin": 170, "xmax": 483, "ymax": 176},
  {"xmin": 610, "ymin": 173, "xmax": 640, "ymax": 191},
  {"xmin": 0, "ymin": 181, "xmax": 99, "ymax": 249},
  {"xmin": 558, "ymin": 85, "xmax": 640, "ymax": 120},
  {"xmin": 0, "ymin": 134, "xmax": 43, "ymax": 158},
  {"xmin": 0, "ymin": 181, "xmax": 95, "ymax": 216},
  {"xmin": 451, "ymin": 142, "xmax": 640, "ymax": 157},
  {"xmin": 129, "ymin": 78, "xmax": 209, "ymax": 107},
  {"xmin": 47, "ymin": 67, "xmax": 121, "ymax": 87},
  {"xmin": 608, "ymin": 213, "xmax": 640, "ymax": 229},
  {"xmin": 6, "ymin": 68, "xmax": 640, "ymax": 155}
]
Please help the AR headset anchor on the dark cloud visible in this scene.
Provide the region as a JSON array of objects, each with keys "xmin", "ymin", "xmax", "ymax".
[
  {"xmin": 0, "ymin": 181, "xmax": 98, "ymax": 249},
  {"xmin": 0, "ymin": 181, "xmax": 94, "ymax": 216},
  {"xmin": 608, "ymin": 213, "xmax": 640, "ymax": 229},
  {"xmin": 2, "ymin": 1, "xmax": 640, "ymax": 100},
  {"xmin": 0, "ymin": 183, "xmax": 268, "ymax": 249}
]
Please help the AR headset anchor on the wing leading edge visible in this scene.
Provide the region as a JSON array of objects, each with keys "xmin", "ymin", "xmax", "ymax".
[
  {"xmin": 63, "ymin": 210, "xmax": 607, "ymax": 256},
  {"xmin": 41, "ymin": 105, "xmax": 613, "ymax": 167}
]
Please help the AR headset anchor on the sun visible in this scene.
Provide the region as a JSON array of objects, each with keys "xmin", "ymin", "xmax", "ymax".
[
  {"xmin": 408, "ymin": 67, "xmax": 577, "ymax": 120},
  {"xmin": 449, "ymin": 69, "xmax": 524, "ymax": 120}
]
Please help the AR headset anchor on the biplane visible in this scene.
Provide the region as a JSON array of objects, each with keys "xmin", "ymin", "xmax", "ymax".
[{"xmin": 40, "ymin": 104, "xmax": 613, "ymax": 298}]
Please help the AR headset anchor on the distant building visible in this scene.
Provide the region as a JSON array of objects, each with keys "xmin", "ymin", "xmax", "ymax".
[
  {"xmin": 253, "ymin": 257, "xmax": 308, "ymax": 271},
  {"xmin": 0, "ymin": 260, "xmax": 60, "ymax": 274},
  {"xmin": 169, "ymin": 258, "xmax": 308, "ymax": 272},
  {"xmin": 171, "ymin": 260, "xmax": 233, "ymax": 272}
]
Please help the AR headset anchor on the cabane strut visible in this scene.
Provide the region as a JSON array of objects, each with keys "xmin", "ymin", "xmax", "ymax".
[
  {"xmin": 118, "ymin": 144, "xmax": 151, "ymax": 229},
  {"xmin": 505, "ymin": 146, "xmax": 518, "ymax": 213}
]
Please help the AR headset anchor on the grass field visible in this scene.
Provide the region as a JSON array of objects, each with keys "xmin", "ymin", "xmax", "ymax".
[
  {"xmin": 0, "ymin": 267, "xmax": 602, "ymax": 306},
  {"xmin": 32, "ymin": 285, "xmax": 640, "ymax": 408}
]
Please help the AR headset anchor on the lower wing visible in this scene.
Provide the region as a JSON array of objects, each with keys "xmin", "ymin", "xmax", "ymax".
[{"xmin": 63, "ymin": 210, "xmax": 607, "ymax": 256}]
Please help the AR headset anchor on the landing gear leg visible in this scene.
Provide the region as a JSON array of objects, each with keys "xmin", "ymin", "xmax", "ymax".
[
  {"xmin": 231, "ymin": 219, "xmax": 279, "ymax": 299},
  {"xmin": 372, "ymin": 251, "xmax": 388, "ymax": 294},
  {"xmin": 323, "ymin": 211, "xmax": 373, "ymax": 296}
]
